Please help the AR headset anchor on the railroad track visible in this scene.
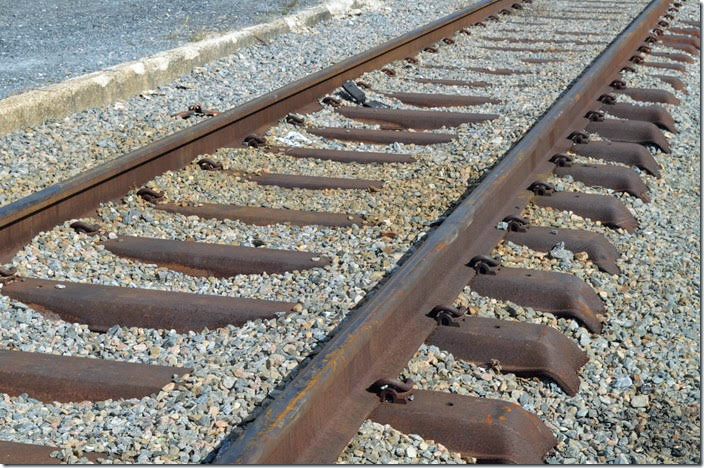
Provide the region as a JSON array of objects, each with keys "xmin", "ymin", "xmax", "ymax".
[{"xmin": 0, "ymin": 0, "xmax": 699, "ymax": 463}]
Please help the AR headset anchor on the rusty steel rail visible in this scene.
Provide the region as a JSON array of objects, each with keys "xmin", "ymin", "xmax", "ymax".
[
  {"xmin": 0, "ymin": 0, "xmax": 516, "ymax": 262},
  {"xmin": 212, "ymin": 0, "xmax": 677, "ymax": 463}
]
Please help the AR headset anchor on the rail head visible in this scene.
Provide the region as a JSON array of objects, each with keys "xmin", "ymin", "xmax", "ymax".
[{"xmin": 212, "ymin": 0, "xmax": 672, "ymax": 463}]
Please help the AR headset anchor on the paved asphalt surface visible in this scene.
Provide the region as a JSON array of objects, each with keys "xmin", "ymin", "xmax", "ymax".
[{"xmin": 0, "ymin": 0, "xmax": 320, "ymax": 99}]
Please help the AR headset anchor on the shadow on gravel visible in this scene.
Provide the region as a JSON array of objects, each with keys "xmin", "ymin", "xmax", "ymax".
[{"xmin": 643, "ymin": 395, "xmax": 701, "ymax": 463}]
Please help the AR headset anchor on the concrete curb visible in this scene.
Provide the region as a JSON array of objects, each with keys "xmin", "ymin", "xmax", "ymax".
[{"xmin": 0, "ymin": 0, "xmax": 376, "ymax": 137}]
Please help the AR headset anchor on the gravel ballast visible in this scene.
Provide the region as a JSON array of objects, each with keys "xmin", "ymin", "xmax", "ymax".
[{"xmin": 0, "ymin": 0, "xmax": 699, "ymax": 464}]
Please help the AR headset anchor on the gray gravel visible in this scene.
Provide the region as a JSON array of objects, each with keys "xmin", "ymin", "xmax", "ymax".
[
  {"xmin": 0, "ymin": 0, "xmax": 323, "ymax": 99},
  {"xmin": 0, "ymin": 0, "xmax": 699, "ymax": 464},
  {"xmin": 338, "ymin": 421, "xmax": 470, "ymax": 464}
]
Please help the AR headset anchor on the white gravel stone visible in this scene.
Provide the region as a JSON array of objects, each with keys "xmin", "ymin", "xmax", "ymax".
[{"xmin": 631, "ymin": 395, "xmax": 649, "ymax": 408}]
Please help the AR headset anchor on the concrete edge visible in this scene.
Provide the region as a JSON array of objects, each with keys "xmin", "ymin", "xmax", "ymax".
[{"xmin": 0, "ymin": 0, "xmax": 379, "ymax": 137}]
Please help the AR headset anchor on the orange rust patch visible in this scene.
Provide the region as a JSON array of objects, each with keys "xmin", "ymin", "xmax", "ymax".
[
  {"xmin": 433, "ymin": 240, "xmax": 449, "ymax": 252},
  {"xmin": 271, "ymin": 319, "xmax": 377, "ymax": 428},
  {"xmin": 579, "ymin": 300, "xmax": 596, "ymax": 318}
]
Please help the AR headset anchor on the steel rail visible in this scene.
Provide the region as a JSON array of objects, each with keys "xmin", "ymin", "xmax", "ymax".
[
  {"xmin": 213, "ymin": 0, "xmax": 672, "ymax": 463},
  {"xmin": 0, "ymin": 0, "xmax": 515, "ymax": 262}
]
